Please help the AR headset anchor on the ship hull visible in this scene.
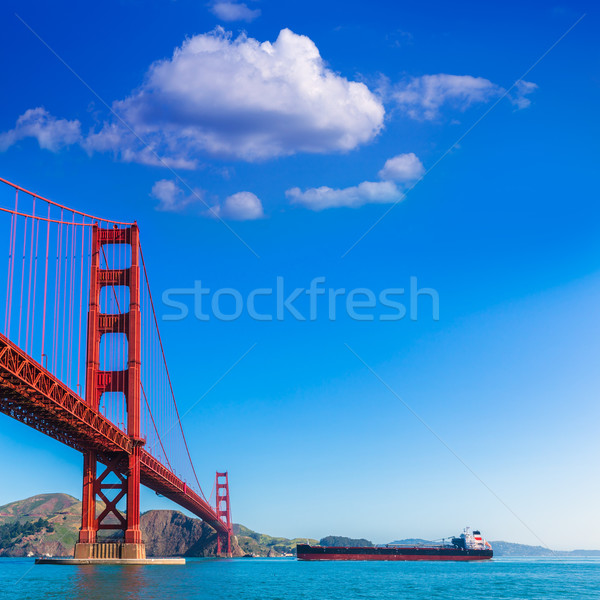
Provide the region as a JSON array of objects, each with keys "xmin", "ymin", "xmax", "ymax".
[{"xmin": 296, "ymin": 544, "xmax": 492, "ymax": 562}]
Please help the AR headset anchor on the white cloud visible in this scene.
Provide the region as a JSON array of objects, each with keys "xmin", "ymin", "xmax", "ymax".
[
  {"xmin": 150, "ymin": 179, "xmax": 206, "ymax": 212},
  {"xmin": 87, "ymin": 28, "xmax": 384, "ymax": 163},
  {"xmin": 210, "ymin": 2, "xmax": 261, "ymax": 22},
  {"xmin": 212, "ymin": 191, "xmax": 264, "ymax": 220},
  {"xmin": 378, "ymin": 152, "xmax": 424, "ymax": 182},
  {"xmin": 287, "ymin": 152, "xmax": 424, "ymax": 211},
  {"xmin": 392, "ymin": 74, "xmax": 537, "ymax": 120},
  {"xmin": 151, "ymin": 179, "xmax": 263, "ymax": 219},
  {"xmin": 85, "ymin": 123, "xmax": 197, "ymax": 169},
  {"xmin": 393, "ymin": 75, "xmax": 500, "ymax": 120},
  {"xmin": 0, "ymin": 107, "xmax": 81, "ymax": 152},
  {"xmin": 287, "ymin": 180, "xmax": 403, "ymax": 211},
  {"xmin": 510, "ymin": 80, "xmax": 539, "ymax": 109}
]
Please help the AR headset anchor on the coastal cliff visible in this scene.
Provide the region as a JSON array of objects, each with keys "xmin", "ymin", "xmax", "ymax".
[{"xmin": 141, "ymin": 509, "xmax": 244, "ymax": 557}]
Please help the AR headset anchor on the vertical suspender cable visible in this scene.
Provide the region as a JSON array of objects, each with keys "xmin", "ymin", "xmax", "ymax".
[
  {"xmin": 41, "ymin": 204, "xmax": 50, "ymax": 363},
  {"xmin": 77, "ymin": 217, "xmax": 86, "ymax": 394},
  {"xmin": 66, "ymin": 212, "xmax": 75, "ymax": 387},
  {"xmin": 29, "ymin": 205, "xmax": 40, "ymax": 356},
  {"xmin": 52, "ymin": 211, "xmax": 63, "ymax": 373},
  {"xmin": 6, "ymin": 191, "xmax": 19, "ymax": 338},
  {"xmin": 60, "ymin": 217, "xmax": 70, "ymax": 383},
  {"xmin": 25, "ymin": 199, "xmax": 36, "ymax": 352},
  {"xmin": 17, "ymin": 215, "xmax": 28, "ymax": 347}
]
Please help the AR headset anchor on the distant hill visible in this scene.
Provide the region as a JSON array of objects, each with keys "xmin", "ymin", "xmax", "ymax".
[
  {"xmin": 233, "ymin": 523, "xmax": 317, "ymax": 556},
  {"xmin": 0, "ymin": 493, "xmax": 78, "ymax": 522},
  {"xmin": 489, "ymin": 541, "xmax": 554, "ymax": 557},
  {"xmin": 319, "ymin": 536, "xmax": 373, "ymax": 547},
  {"xmin": 0, "ymin": 493, "xmax": 84, "ymax": 557},
  {"xmin": 489, "ymin": 541, "xmax": 600, "ymax": 557}
]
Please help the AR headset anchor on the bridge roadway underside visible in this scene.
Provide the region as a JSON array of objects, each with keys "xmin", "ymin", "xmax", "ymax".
[{"xmin": 0, "ymin": 333, "xmax": 225, "ymax": 535}]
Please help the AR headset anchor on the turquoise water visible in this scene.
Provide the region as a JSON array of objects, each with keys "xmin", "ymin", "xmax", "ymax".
[{"xmin": 1, "ymin": 557, "xmax": 599, "ymax": 599}]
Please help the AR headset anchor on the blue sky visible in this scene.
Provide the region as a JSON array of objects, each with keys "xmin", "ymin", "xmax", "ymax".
[{"xmin": 0, "ymin": 0, "xmax": 599, "ymax": 549}]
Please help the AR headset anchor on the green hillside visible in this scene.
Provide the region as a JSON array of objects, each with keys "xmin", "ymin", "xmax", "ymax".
[
  {"xmin": 233, "ymin": 524, "xmax": 317, "ymax": 556},
  {"xmin": 319, "ymin": 536, "xmax": 373, "ymax": 547},
  {"xmin": 0, "ymin": 493, "xmax": 83, "ymax": 556}
]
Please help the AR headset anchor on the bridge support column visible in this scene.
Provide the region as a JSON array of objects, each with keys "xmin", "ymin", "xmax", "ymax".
[
  {"xmin": 122, "ymin": 446, "xmax": 144, "ymax": 558},
  {"xmin": 74, "ymin": 450, "xmax": 98, "ymax": 557},
  {"xmin": 77, "ymin": 450, "xmax": 97, "ymax": 543}
]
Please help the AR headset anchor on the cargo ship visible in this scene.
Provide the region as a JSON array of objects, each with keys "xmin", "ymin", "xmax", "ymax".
[{"xmin": 297, "ymin": 527, "xmax": 493, "ymax": 561}]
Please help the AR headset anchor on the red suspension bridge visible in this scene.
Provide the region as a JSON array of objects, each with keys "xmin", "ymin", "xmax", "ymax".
[{"xmin": 0, "ymin": 177, "xmax": 232, "ymax": 559}]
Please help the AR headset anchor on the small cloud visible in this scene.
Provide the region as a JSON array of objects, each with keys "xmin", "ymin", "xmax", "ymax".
[
  {"xmin": 85, "ymin": 124, "xmax": 198, "ymax": 169},
  {"xmin": 378, "ymin": 152, "xmax": 424, "ymax": 182},
  {"xmin": 212, "ymin": 191, "xmax": 264, "ymax": 220},
  {"xmin": 287, "ymin": 180, "xmax": 403, "ymax": 211},
  {"xmin": 151, "ymin": 180, "xmax": 263, "ymax": 220},
  {"xmin": 287, "ymin": 152, "xmax": 424, "ymax": 211},
  {"xmin": 391, "ymin": 74, "xmax": 538, "ymax": 120},
  {"xmin": 150, "ymin": 179, "xmax": 205, "ymax": 212},
  {"xmin": 510, "ymin": 80, "xmax": 538, "ymax": 110},
  {"xmin": 0, "ymin": 107, "xmax": 81, "ymax": 152},
  {"xmin": 392, "ymin": 74, "xmax": 500, "ymax": 120},
  {"xmin": 210, "ymin": 2, "xmax": 261, "ymax": 22}
]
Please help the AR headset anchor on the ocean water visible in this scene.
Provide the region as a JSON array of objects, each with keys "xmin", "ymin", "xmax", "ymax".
[{"xmin": 1, "ymin": 557, "xmax": 599, "ymax": 600}]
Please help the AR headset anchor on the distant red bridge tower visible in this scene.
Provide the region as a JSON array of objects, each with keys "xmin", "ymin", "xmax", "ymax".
[{"xmin": 216, "ymin": 472, "xmax": 232, "ymax": 556}]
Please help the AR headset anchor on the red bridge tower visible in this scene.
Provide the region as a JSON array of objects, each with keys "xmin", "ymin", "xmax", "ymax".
[
  {"xmin": 75, "ymin": 224, "xmax": 145, "ymax": 560},
  {"xmin": 215, "ymin": 471, "xmax": 232, "ymax": 556}
]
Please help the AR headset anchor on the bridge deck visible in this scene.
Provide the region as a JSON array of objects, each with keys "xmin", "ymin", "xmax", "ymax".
[{"xmin": 0, "ymin": 333, "xmax": 226, "ymax": 535}]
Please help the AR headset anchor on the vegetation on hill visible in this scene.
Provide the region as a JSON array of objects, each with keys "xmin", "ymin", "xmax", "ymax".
[
  {"xmin": 0, "ymin": 518, "xmax": 54, "ymax": 547},
  {"xmin": 233, "ymin": 524, "xmax": 317, "ymax": 556},
  {"xmin": 319, "ymin": 536, "xmax": 373, "ymax": 547},
  {"xmin": 0, "ymin": 493, "xmax": 78, "ymax": 523},
  {"xmin": 0, "ymin": 493, "xmax": 84, "ymax": 556}
]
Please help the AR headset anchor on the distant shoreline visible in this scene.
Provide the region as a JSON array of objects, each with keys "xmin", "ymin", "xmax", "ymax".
[{"xmin": 1, "ymin": 494, "xmax": 598, "ymax": 558}]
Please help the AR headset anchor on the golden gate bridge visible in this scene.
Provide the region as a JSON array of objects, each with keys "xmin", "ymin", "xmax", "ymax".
[{"xmin": 0, "ymin": 177, "xmax": 232, "ymax": 560}]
